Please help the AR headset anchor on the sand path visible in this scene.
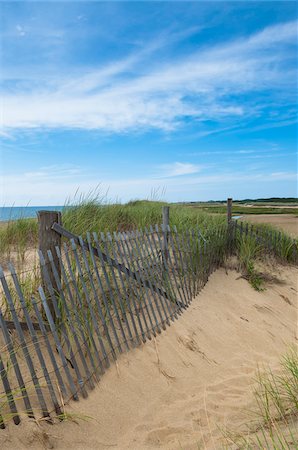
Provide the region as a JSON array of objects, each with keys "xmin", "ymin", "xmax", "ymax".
[{"xmin": 1, "ymin": 266, "xmax": 297, "ymax": 449}]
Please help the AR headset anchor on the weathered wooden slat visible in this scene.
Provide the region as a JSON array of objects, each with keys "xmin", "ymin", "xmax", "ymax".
[
  {"xmin": 90, "ymin": 233, "xmax": 124, "ymax": 358},
  {"xmin": 112, "ymin": 232, "xmax": 147, "ymax": 343},
  {"xmin": 0, "ymin": 302, "xmax": 34, "ymax": 418},
  {"xmin": 38, "ymin": 287, "xmax": 79, "ymax": 401},
  {"xmin": 162, "ymin": 206, "xmax": 170, "ymax": 269},
  {"xmin": 1, "ymin": 267, "xmax": 51, "ymax": 419},
  {"xmin": 82, "ymin": 233, "xmax": 122, "ymax": 359},
  {"xmin": 186, "ymin": 229, "xmax": 196, "ymax": 299},
  {"xmin": 39, "ymin": 251, "xmax": 88, "ymax": 399},
  {"xmin": 143, "ymin": 227, "xmax": 169, "ymax": 328},
  {"xmin": 116, "ymin": 231, "xmax": 150, "ymax": 339},
  {"xmin": 161, "ymin": 225, "xmax": 184, "ymax": 313},
  {"xmin": 31, "ymin": 297, "xmax": 69, "ymax": 400},
  {"xmin": 84, "ymin": 233, "xmax": 119, "ymax": 362},
  {"xmin": 55, "ymin": 246, "xmax": 100, "ymax": 382},
  {"xmin": 120, "ymin": 231, "xmax": 153, "ymax": 338},
  {"xmin": 0, "ymin": 353, "xmax": 20, "ymax": 426},
  {"xmin": 172, "ymin": 225, "xmax": 191, "ymax": 306},
  {"xmin": 154, "ymin": 225, "xmax": 178, "ymax": 320},
  {"xmin": 62, "ymin": 243, "xmax": 109, "ymax": 372},
  {"xmin": 150, "ymin": 225, "xmax": 177, "ymax": 319},
  {"xmin": 135, "ymin": 229, "xmax": 165, "ymax": 331},
  {"xmin": 167, "ymin": 227, "xmax": 188, "ymax": 306},
  {"xmin": 9, "ymin": 263, "xmax": 62, "ymax": 417},
  {"xmin": 105, "ymin": 233, "xmax": 135, "ymax": 345},
  {"xmin": 67, "ymin": 240, "xmax": 110, "ymax": 369},
  {"xmin": 103, "ymin": 233, "xmax": 141, "ymax": 346},
  {"xmin": 173, "ymin": 227, "xmax": 193, "ymax": 305},
  {"xmin": 125, "ymin": 230, "xmax": 158, "ymax": 336},
  {"xmin": 130, "ymin": 230, "xmax": 161, "ymax": 335},
  {"xmin": 172, "ymin": 225, "xmax": 191, "ymax": 304},
  {"xmin": 99, "ymin": 233, "xmax": 131, "ymax": 350},
  {"xmin": 185, "ymin": 230, "xmax": 196, "ymax": 301},
  {"xmin": 164, "ymin": 225, "xmax": 184, "ymax": 308},
  {"xmin": 191, "ymin": 230, "xmax": 199, "ymax": 296},
  {"xmin": 47, "ymin": 249, "xmax": 95, "ymax": 392}
]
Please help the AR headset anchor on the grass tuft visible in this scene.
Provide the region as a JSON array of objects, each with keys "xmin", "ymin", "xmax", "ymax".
[{"xmin": 222, "ymin": 347, "xmax": 298, "ymax": 449}]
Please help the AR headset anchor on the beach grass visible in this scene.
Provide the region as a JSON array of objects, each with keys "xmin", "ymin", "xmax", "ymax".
[
  {"xmin": 223, "ymin": 347, "xmax": 298, "ymax": 449},
  {"xmin": 0, "ymin": 194, "xmax": 296, "ymax": 281},
  {"xmin": 234, "ymin": 221, "xmax": 297, "ymax": 290},
  {"xmin": 0, "ymin": 195, "xmax": 226, "ymax": 266},
  {"xmin": 0, "ymin": 218, "xmax": 38, "ymax": 265}
]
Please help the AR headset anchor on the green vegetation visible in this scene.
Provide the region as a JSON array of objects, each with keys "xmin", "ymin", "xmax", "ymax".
[
  {"xmin": 236, "ymin": 233, "xmax": 265, "ymax": 291},
  {"xmin": 0, "ymin": 218, "xmax": 38, "ymax": 265},
  {"xmin": 0, "ymin": 192, "xmax": 297, "ymax": 267},
  {"xmin": 235, "ymin": 223, "xmax": 297, "ymax": 290},
  {"xmin": 223, "ymin": 347, "xmax": 298, "ymax": 449},
  {"xmin": 62, "ymin": 197, "xmax": 226, "ymax": 235},
  {"xmin": 256, "ymin": 223, "xmax": 298, "ymax": 263},
  {"xmin": 0, "ymin": 193, "xmax": 296, "ymax": 290},
  {"xmin": 0, "ymin": 196, "xmax": 226, "ymax": 266}
]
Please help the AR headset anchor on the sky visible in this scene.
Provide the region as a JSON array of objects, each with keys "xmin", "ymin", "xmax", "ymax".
[{"xmin": 0, "ymin": 1, "xmax": 297, "ymax": 206}]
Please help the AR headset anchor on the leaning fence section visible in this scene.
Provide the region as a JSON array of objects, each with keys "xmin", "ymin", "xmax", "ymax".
[{"xmin": 0, "ymin": 223, "xmax": 229, "ymax": 427}]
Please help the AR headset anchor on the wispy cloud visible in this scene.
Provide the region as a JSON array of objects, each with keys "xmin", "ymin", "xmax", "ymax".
[
  {"xmin": 157, "ymin": 162, "xmax": 203, "ymax": 177},
  {"xmin": 23, "ymin": 164, "xmax": 81, "ymax": 180},
  {"xmin": 1, "ymin": 19, "xmax": 297, "ymax": 133}
]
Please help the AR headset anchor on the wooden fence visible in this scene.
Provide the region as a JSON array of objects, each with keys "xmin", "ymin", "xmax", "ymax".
[
  {"xmin": 0, "ymin": 222, "xmax": 229, "ymax": 427},
  {"xmin": 0, "ymin": 210, "xmax": 297, "ymax": 428}
]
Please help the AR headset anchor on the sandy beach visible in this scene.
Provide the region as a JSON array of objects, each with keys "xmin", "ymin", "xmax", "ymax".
[{"xmin": 1, "ymin": 264, "xmax": 297, "ymax": 450}]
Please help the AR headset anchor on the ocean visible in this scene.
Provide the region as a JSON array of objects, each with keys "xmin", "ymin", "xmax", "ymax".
[{"xmin": 0, "ymin": 206, "xmax": 64, "ymax": 222}]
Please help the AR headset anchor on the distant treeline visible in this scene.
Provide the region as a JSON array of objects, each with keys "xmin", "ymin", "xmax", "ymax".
[{"xmin": 236, "ymin": 197, "xmax": 298, "ymax": 204}]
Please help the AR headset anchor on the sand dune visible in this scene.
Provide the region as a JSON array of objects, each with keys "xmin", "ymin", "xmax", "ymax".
[{"xmin": 1, "ymin": 265, "xmax": 297, "ymax": 449}]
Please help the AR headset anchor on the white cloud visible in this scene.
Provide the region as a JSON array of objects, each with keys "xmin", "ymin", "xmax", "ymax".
[
  {"xmin": 16, "ymin": 25, "xmax": 26, "ymax": 37},
  {"xmin": 270, "ymin": 172, "xmax": 298, "ymax": 180},
  {"xmin": 1, "ymin": 20, "xmax": 296, "ymax": 133},
  {"xmin": 158, "ymin": 162, "xmax": 203, "ymax": 177}
]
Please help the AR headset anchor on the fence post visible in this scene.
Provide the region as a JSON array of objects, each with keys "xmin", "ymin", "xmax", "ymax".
[
  {"xmin": 38, "ymin": 210, "xmax": 62, "ymax": 319},
  {"xmin": 227, "ymin": 198, "xmax": 232, "ymax": 224},
  {"xmin": 227, "ymin": 198, "xmax": 233, "ymax": 253},
  {"xmin": 162, "ymin": 206, "xmax": 170, "ymax": 266}
]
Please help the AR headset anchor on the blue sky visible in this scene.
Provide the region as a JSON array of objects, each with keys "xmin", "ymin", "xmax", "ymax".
[{"xmin": 0, "ymin": 1, "xmax": 297, "ymax": 205}]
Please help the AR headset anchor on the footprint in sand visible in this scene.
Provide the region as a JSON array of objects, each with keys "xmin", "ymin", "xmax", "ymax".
[
  {"xmin": 207, "ymin": 373, "xmax": 255, "ymax": 394},
  {"xmin": 145, "ymin": 425, "xmax": 191, "ymax": 446},
  {"xmin": 177, "ymin": 334, "xmax": 216, "ymax": 364}
]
